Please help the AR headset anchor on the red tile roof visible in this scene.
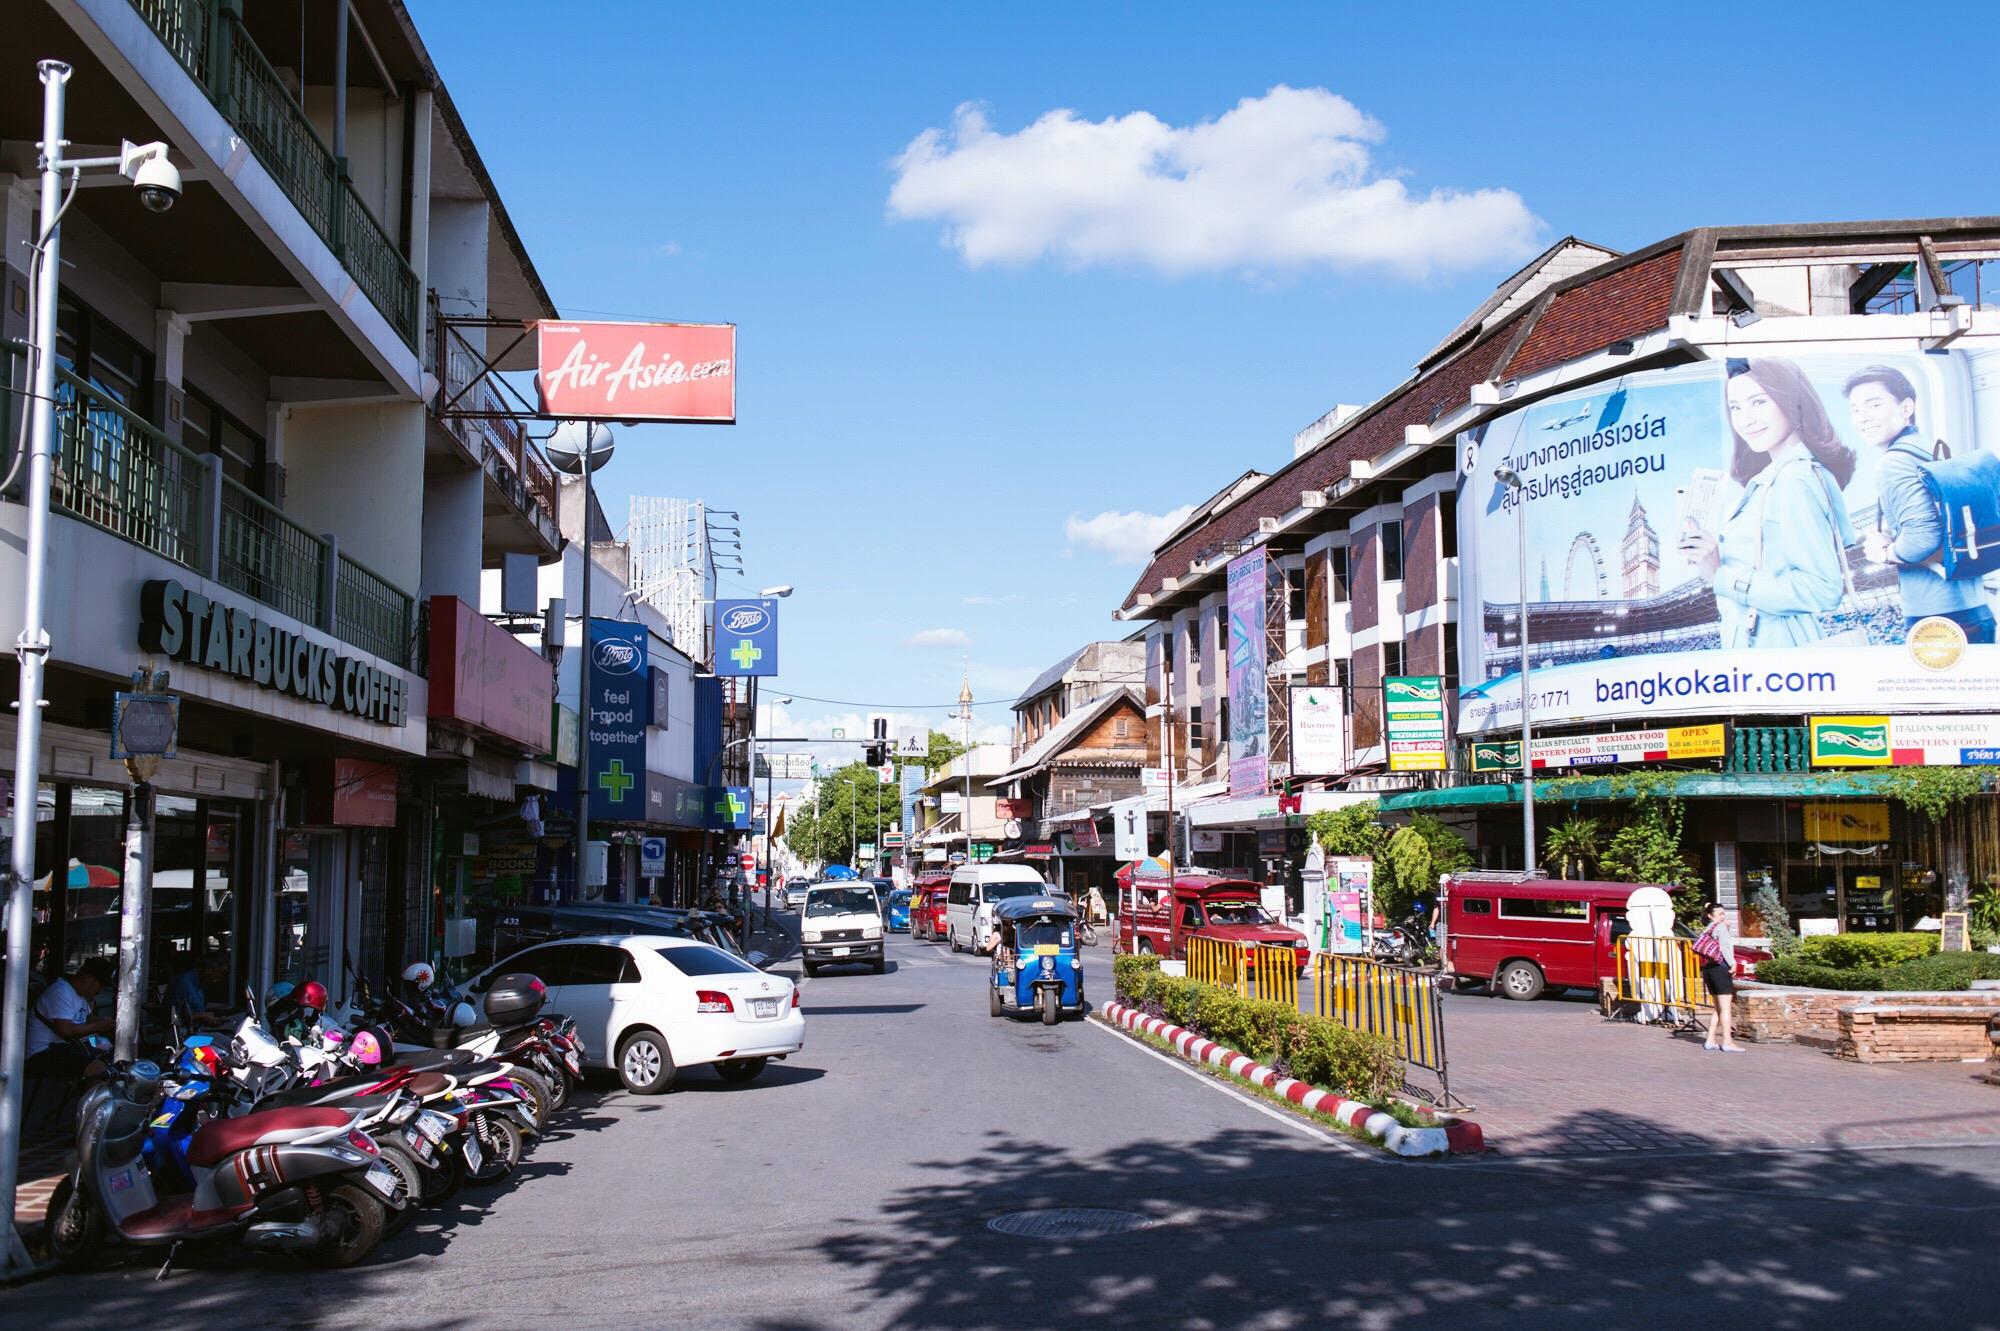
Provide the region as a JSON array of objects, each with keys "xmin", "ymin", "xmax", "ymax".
[{"xmin": 1501, "ymin": 248, "xmax": 1682, "ymax": 380}]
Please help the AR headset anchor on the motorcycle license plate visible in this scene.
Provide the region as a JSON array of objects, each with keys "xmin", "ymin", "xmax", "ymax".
[
  {"xmin": 417, "ymin": 1111, "xmax": 451, "ymax": 1143},
  {"xmin": 462, "ymin": 1135, "xmax": 484, "ymax": 1172},
  {"xmin": 364, "ymin": 1164, "xmax": 399, "ymax": 1199},
  {"xmin": 402, "ymin": 1127, "xmax": 436, "ymax": 1161},
  {"xmin": 751, "ymin": 998, "xmax": 779, "ymax": 1018},
  {"xmin": 563, "ymin": 1050, "xmax": 581, "ymax": 1074}
]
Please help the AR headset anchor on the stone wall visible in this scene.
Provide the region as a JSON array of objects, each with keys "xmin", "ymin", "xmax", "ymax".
[
  {"xmin": 1735, "ymin": 982, "xmax": 2000, "ymax": 1062},
  {"xmin": 1841, "ymin": 1005, "xmax": 1995, "ymax": 1063}
]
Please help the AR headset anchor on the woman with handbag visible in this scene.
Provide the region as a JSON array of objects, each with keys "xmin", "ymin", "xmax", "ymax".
[
  {"xmin": 1693, "ymin": 904, "xmax": 1744, "ymax": 1052},
  {"xmin": 1679, "ymin": 358, "xmax": 1860, "ymax": 648}
]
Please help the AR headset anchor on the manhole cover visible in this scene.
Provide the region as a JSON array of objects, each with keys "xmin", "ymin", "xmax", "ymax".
[{"xmin": 987, "ymin": 1208, "xmax": 1153, "ymax": 1240}]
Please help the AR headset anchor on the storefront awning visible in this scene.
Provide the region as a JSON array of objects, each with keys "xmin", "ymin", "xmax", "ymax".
[{"xmin": 1379, "ymin": 770, "xmax": 1898, "ymax": 812}]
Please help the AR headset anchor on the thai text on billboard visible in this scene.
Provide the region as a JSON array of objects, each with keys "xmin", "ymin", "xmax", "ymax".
[
  {"xmin": 1226, "ymin": 549, "xmax": 1269, "ymax": 796},
  {"xmin": 1456, "ymin": 348, "xmax": 2000, "ymax": 733}
]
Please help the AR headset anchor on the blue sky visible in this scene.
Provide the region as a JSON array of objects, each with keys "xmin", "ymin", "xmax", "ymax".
[{"xmin": 412, "ymin": 0, "xmax": 1995, "ymax": 750}]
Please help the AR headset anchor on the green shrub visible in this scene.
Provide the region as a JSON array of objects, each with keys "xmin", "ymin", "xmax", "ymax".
[
  {"xmin": 1108, "ymin": 961, "xmax": 1401, "ymax": 1101},
  {"xmin": 1797, "ymin": 933, "xmax": 1937, "ymax": 970},
  {"xmin": 1880, "ymin": 951, "xmax": 2000, "ymax": 991},
  {"xmin": 1755, "ymin": 948, "xmax": 2000, "ymax": 992}
]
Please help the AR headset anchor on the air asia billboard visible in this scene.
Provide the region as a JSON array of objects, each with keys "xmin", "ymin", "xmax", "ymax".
[
  {"xmin": 1227, "ymin": 549, "xmax": 1269, "ymax": 796},
  {"xmin": 1456, "ymin": 347, "xmax": 2000, "ymax": 734},
  {"xmin": 537, "ymin": 320, "xmax": 736, "ymax": 423},
  {"xmin": 713, "ymin": 598, "xmax": 779, "ymax": 677},
  {"xmin": 586, "ymin": 619, "xmax": 648, "ymax": 822}
]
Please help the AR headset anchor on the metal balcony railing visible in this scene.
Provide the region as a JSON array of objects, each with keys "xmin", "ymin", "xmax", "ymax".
[
  {"xmin": 4, "ymin": 342, "xmax": 415, "ymax": 669},
  {"xmin": 434, "ymin": 314, "xmax": 559, "ymax": 531},
  {"xmin": 123, "ymin": 0, "xmax": 420, "ymax": 349}
]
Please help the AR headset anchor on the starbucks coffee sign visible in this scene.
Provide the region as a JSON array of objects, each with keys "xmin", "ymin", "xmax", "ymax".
[{"xmin": 138, "ymin": 579, "xmax": 409, "ymax": 726}]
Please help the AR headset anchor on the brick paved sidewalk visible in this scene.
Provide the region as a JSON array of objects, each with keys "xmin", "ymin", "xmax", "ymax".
[
  {"xmin": 1437, "ymin": 990, "xmax": 2000, "ymax": 1158},
  {"xmin": 11, "ymin": 1135, "xmax": 69, "ymax": 1240}
]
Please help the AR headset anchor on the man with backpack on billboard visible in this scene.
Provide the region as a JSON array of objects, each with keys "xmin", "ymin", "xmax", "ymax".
[{"xmin": 1845, "ymin": 364, "xmax": 2000, "ymax": 643}]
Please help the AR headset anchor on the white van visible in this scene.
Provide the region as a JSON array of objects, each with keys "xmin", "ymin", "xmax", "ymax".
[
  {"xmin": 945, "ymin": 865, "xmax": 1050, "ymax": 954},
  {"xmin": 801, "ymin": 880, "xmax": 885, "ymax": 976}
]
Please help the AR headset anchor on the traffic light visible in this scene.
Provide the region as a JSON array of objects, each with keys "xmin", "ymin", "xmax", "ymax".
[{"xmin": 865, "ymin": 742, "xmax": 885, "ymax": 765}]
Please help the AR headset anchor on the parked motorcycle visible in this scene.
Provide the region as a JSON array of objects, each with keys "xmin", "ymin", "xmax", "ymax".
[{"xmin": 46, "ymin": 1059, "xmax": 402, "ymax": 1272}]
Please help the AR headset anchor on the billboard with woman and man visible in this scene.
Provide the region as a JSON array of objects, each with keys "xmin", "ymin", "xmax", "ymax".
[{"xmin": 1456, "ymin": 346, "xmax": 2000, "ymax": 734}]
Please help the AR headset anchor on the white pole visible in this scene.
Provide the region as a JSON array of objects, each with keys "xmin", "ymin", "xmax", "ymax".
[
  {"xmin": 1516, "ymin": 486, "xmax": 1537, "ymax": 874},
  {"xmin": 1, "ymin": 60, "xmax": 72, "ymax": 1274}
]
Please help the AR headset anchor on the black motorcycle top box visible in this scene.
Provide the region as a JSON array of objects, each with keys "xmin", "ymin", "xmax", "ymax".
[{"xmin": 482, "ymin": 972, "xmax": 547, "ymax": 1025}]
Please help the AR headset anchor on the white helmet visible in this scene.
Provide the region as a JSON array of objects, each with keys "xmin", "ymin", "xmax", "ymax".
[{"xmin": 401, "ymin": 961, "xmax": 435, "ymax": 988}]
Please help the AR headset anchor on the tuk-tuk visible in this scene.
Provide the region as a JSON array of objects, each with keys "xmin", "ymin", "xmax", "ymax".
[{"xmin": 988, "ymin": 896, "xmax": 1083, "ymax": 1025}]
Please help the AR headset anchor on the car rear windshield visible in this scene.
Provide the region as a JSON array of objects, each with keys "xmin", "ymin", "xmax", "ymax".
[
  {"xmin": 807, "ymin": 888, "xmax": 878, "ymax": 917},
  {"xmin": 656, "ymin": 945, "xmax": 761, "ymax": 977},
  {"xmin": 985, "ymin": 881, "xmax": 1046, "ymax": 901},
  {"xmin": 889, "ymin": 890, "xmax": 912, "ymax": 905}
]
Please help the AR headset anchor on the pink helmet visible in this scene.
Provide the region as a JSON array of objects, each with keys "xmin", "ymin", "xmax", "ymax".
[{"xmin": 349, "ymin": 1029, "xmax": 383, "ymax": 1066}]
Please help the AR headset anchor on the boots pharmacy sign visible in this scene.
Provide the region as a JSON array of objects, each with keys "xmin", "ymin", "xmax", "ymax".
[
  {"xmin": 1810, "ymin": 714, "xmax": 2000, "ymax": 766},
  {"xmin": 536, "ymin": 320, "xmax": 736, "ymax": 423},
  {"xmin": 1384, "ymin": 676, "xmax": 1447, "ymax": 771},
  {"xmin": 138, "ymin": 579, "xmax": 408, "ymax": 726}
]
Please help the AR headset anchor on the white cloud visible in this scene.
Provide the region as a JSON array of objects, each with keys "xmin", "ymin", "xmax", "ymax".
[
  {"xmin": 904, "ymin": 627, "xmax": 973, "ymax": 649},
  {"xmin": 888, "ymin": 85, "xmax": 1540, "ymax": 277},
  {"xmin": 962, "ymin": 593, "xmax": 1027, "ymax": 606},
  {"xmin": 1064, "ymin": 505, "xmax": 1195, "ymax": 565}
]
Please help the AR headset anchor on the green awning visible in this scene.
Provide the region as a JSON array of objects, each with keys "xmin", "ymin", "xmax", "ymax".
[{"xmin": 1379, "ymin": 769, "xmax": 1896, "ymax": 811}]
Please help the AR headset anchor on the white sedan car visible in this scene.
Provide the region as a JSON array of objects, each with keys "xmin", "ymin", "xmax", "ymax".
[{"xmin": 471, "ymin": 934, "xmax": 804, "ymax": 1094}]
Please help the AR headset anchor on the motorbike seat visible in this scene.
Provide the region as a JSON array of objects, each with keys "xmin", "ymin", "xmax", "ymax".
[
  {"xmin": 187, "ymin": 1106, "xmax": 350, "ymax": 1166},
  {"xmin": 387, "ymin": 1048, "xmax": 475, "ymax": 1073},
  {"xmin": 406, "ymin": 1071, "xmax": 451, "ymax": 1097}
]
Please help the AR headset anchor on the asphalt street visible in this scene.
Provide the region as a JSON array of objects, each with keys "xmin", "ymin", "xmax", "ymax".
[{"xmin": 9, "ymin": 908, "xmax": 1996, "ymax": 1330}]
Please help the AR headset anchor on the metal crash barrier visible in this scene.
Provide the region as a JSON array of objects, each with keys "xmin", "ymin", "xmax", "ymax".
[
  {"xmin": 1610, "ymin": 935, "xmax": 1711, "ymax": 1016},
  {"xmin": 1184, "ymin": 937, "xmax": 1302, "ymax": 1008},
  {"xmin": 1311, "ymin": 954, "xmax": 1453, "ymax": 1105}
]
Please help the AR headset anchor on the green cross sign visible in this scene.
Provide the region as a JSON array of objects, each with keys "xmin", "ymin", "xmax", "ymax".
[
  {"xmin": 729, "ymin": 639, "xmax": 763, "ymax": 671},
  {"xmin": 597, "ymin": 759, "xmax": 635, "ymax": 803},
  {"xmin": 715, "ymin": 790, "xmax": 746, "ymax": 822}
]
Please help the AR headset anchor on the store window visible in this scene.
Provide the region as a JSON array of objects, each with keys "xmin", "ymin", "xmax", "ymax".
[{"xmin": 182, "ymin": 390, "xmax": 267, "ymax": 497}]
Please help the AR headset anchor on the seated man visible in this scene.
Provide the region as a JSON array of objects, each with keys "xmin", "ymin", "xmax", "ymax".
[
  {"xmin": 172, "ymin": 951, "xmax": 229, "ymax": 1028},
  {"xmin": 27, "ymin": 956, "xmax": 116, "ymax": 1082}
]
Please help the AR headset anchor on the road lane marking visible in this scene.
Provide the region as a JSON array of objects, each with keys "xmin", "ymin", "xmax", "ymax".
[{"xmin": 1081, "ymin": 1016, "xmax": 1384, "ymax": 1162}]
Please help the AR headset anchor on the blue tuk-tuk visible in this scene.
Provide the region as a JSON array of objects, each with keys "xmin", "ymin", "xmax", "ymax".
[{"xmin": 988, "ymin": 896, "xmax": 1083, "ymax": 1025}]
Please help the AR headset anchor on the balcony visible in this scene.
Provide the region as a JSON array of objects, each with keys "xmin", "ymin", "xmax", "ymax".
[
  {"xmin": 4, "ymin": 342, "xmax": 415, "ymax": 668},
  {"xmin": 123, "ymin": 0, "xmax": 420, "ymax": 349},
  {"xmin": 430, "ymin": 314, "xmax": 559, "ymax": 552}
]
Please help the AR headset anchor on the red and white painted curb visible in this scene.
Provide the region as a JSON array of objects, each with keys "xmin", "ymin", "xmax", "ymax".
[{"xmin": 1101, "ymin": 1001, "xmax": 1485, "ymax": 1156}]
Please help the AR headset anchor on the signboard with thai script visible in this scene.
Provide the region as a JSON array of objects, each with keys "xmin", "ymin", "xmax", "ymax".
[
  {"xmin": 1384, "ymin": 676, "xmax": 1447, "ymax": 771},
  {"xmin": 1875, "ymin": 714, "xmax": 2000, "ymax": 766},
  {"xmin": 1469, "ymin": 724, "xmax": 1727, "ymax": 771},
  {"xmin": 1226, "ymin": 549, "xmax": 1270, "ymax": 796},
  {"xmin": 536, "ymin": 320, "xmax": 736, "ymax": 423},
  {"xmin": 1289, "ymin": 685, "xmax": 1345, "ymax": 775}
]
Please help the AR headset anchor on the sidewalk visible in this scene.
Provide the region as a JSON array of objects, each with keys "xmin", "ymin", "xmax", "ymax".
[
  {"xmin": 11, "ymin": 1133, "xmax": 68, "ymax": 1241},
  {"xmin": 1440, "ymin": 990, "xmax": 2000, "ymax": 1157}
]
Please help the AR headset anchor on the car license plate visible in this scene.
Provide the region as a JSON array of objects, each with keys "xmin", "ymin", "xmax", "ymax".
[
  {"xmin": 417, "ymin": 1111, "xmax": 451, "ymax": 1143},
  {"xmin": 830, "ymin": 946, "xmax": 848, "ymax": 956},
  {"xmin": 364, "ymin": 1164, "xmax": 399, "ymax": 1199},
  {"xmin": 462, "ymin": 1135, "xmax": 484, "ymax": 1172},
  {"xmin": 751, "ymin": 998, "xmax": 779, "ymax": 1018}
]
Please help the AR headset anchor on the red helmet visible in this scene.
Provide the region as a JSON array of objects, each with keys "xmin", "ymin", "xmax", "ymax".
[{"xmin": 298, "ymin": 980, "xmax": 329, "ymax": 1012}]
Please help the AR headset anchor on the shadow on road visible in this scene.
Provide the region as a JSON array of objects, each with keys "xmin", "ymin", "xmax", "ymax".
[{"xmin": 758, "ymin": 1117, "xmax": 1992, "ymax": 1329}]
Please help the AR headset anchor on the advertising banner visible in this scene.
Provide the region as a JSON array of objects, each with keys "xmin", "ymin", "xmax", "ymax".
[
  {"xmin": 1111, "ymin": 796, "xmax": 1148, "ymax": 861},
  {"xmin": 1468, "ymin": 723, "xmax": 1727, "ymax": 771},
  {"xmin": 586, "ymin": 619, "xmax": 648, "ymax": 822},
  {"xmin": 1227, "ymin": 549, "xmax": 1270, "ymax": 795},
  {"xmin": 1384, "ymin": 676, "xmax": 1447, "ymax": 771},
  {"xmin": 1456, "ymin": 348, "xmax": 2000, "ymax": 735},
  {"xmin": 536, "ymin": 320, "xmax": 736, "ymax": 423},
  {"xmin": 1810, "ymin": 713, "xmax": 2000, "ymax": 767},
  {"xmin": 713, "ymin": 598, "xmax": 780, "ymax": 677},
  {"xmin": 1289, "ymin": 684, "xmax": 1346, "ymax": 775},
  {"xmin": 1328, "ymin": 856, "xmax": 1374, "ymax": 954}
]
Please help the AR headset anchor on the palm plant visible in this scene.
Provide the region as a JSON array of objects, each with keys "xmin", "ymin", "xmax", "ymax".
[{"xmin": 1541, "ymin": 817, "xmax": 1601, "ymax": 880}]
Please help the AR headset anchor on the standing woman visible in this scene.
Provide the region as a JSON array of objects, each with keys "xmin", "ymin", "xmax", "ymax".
[
  {"xmin": 1693, "ymin": 904, "xmax": 1743, "ymax": 1052},
  {"xmin": 1679, "ymin": 358, "xmax": 1858, "ymax": 647}
]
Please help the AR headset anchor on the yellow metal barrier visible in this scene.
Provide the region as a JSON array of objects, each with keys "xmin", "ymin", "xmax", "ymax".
[
  {"xmin": 1611, "ymin": 935, "xmax": 1711, "ymax": 1013},
  {"xmin": 1310, "ymin": 955, "xmax": 1449, "ymax": 1085},
  {"xmin": 1185, "ymin": 935, "xmax": 1241, "ymax": 990},
  {"xmin": 1242, "ymin": 943, "xmax": 1300, "ymax": 1008}
]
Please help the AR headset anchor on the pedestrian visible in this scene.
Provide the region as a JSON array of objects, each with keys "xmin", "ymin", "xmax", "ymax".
[
  {"xmin": 27, "ymin": 956, "xmax": 117, "ymax": 1081},
  {"xmin": 1692, "ymin": 905, "xmax": 1743, "ymax": 1052}
]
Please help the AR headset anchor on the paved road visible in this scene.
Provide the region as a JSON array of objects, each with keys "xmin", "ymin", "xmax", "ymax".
[{"xmin": 11, "ymin": 918, "xmax": 1996, "ymax": 1329}]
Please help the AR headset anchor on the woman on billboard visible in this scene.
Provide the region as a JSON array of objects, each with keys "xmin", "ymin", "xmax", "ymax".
[{"xmin": 1678, "ymin": 358, "xmax": 1858, "ymax": 648}]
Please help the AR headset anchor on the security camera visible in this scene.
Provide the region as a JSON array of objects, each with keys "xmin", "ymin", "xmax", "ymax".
[{"xmin": 119, "ymin": 141, "xmax": 181, "ymax": 214}]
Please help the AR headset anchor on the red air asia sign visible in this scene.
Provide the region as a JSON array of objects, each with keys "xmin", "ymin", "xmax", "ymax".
[{"xmin": 536, "ymin": 320, "xmax": 736, "ymax": 423}]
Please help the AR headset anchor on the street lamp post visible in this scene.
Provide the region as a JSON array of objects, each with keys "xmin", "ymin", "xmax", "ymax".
[
  {"xmin": 3, "ymin": 63, "xmax": 184, "ymax": 1275},
  {"xmin": 1495, "ymin": 465, "xmax": 1537, "ymax": 874}
]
